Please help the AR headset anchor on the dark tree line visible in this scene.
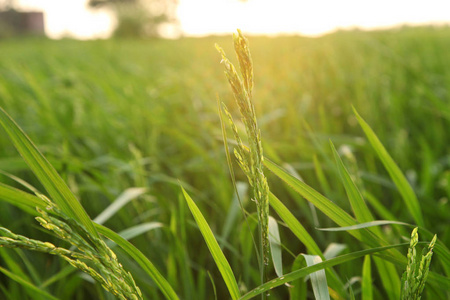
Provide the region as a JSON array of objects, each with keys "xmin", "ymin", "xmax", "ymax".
[{"xmin": 89, "ymin": 0, "xmax": 179, "ymax": 38}]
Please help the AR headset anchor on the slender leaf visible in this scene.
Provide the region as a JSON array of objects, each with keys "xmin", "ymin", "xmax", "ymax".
[
  {"xmin": 330, "ymin": 141, "xmax": 373, "ymax": 223},
  {"xmin": 181, "ymin": 186, "xmax": 240, "ymax": 300},
  {"xmin": 0, "ymin": 266, "xmax": 59, "ymax": 300},
  {"xmin": 353, "ymin": 107, "xmax": 424, "ymax": 227},
  {"xmin": 323, "ymin": 244, "xmax": 347, "ymax": 260},
  {"xmin": 289, "ymin": 255, "xmax": 307, "ymax": 300},
  {"xmin": 317, "ymin": 220, "xmax": 411, "ymax": 232},
  {"xmin": 116, "ymin": 222, "xmax": 163, "ymax": 241},
  {"xmin": 303, "ymin": 254, "xmax": 330, "ymax": 300},
  {"xmin": 0, "ymin": 182, "xmax": 45, "ymax": 215},
  {"xmin": 93, "ymin": 187, "xmax": 147, "ymax": 225},
  {"xmin": 362, "ymin": 255, "xmax": 373, "ymax": 300},
  {"xmin": 0, "ymin": 106, "xmax": 99, "ymax": 238},
  {"xmin": 269, "ymin": 193, "xmax": 323, "ymax": 257},
  {"xmin": 331, "ymin": 141, "xmax": 402, "ymax": 299},
  {"xmin": 265, "ymin": 159, "xmax": 384, "ymax": 250},
  {"xmin": 268, "ymin": 216, "xmax": 283, "ymax": 278},
  {"xmin": 240, "ymin": 243, "xmax": 409, "ymax": 300}
]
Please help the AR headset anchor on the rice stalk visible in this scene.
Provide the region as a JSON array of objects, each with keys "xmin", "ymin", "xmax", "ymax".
[
  {"xmin": 216, "ymin": 30, "xmax": 270, "ymax": 283},
  {"xmin": 0, "ymin": 194, "xmax": 143, "ymax": 300}
]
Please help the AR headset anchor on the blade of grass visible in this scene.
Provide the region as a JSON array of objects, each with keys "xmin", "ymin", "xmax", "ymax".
[
  {"xmin": 265, "ymin": 159, "xmax": 385, "ymax": 249},
  {"xmin": 362, "ymin": 255, "xmax": 373, "ymax": 300},
  {"xmin": 0, "ymin": 182, "xmax": 45, "ymax": 215},
  {"xmin": 0, "ymin": 266, "xmax": 59, "ymax": 300},
  {"xmin": 93, "ymin": 187, "xmax": 147, "ymax": 225},
  {"xmin": 269, "ymin": 193, "xmax": 346, "ymax": 298},
  {"xmin": 268, "ymin": 216, "xmax": 283, "ymax": 278},
  {"xmin": 353, "ymin": 107, "xmax": 424, "ymax": 227},
  {"xmin": 330, "ymin": 141, "xmax": 373, "ymax": 223},
  {"xmin": 303, "ymin": 254, "xmax": 330, "ymax": 300},
  {"xmin": 0, "ymin": 106, "xmax": 99, "ymax": 238},
  {"xmin": 240, "ymin": 243, "xmax": 411, "ymax": 300},
  {"xmin": 269, "ymin": 192, "xmax": 323, "ymax": 257},
  {"xmin": 181, "ymin": 186, "xmax": 240, "ymax": 300},
  {"xmin": 317, "ymin": 220, "xmax": 411, "ymax": 232}
]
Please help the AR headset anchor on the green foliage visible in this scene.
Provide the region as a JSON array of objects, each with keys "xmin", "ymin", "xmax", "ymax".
[
  {"xmin": 0, "ymin": 198, "xmax": 143, "ymax": 300},
  {"xmin": 216, "ymin": 30, "xmax": 271, "ymax": 289},
  {"xmin": 0, "ymin": 27, "xmax": 449, "ymax": 299}
]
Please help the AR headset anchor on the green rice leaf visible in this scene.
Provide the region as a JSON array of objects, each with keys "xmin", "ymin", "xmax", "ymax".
[
  {"xmin": 303, "ymin": 254, "xmax": 330, "ymax": 300},
  {"xmin": 323, "ymin": 243, "xmax": 347, "ymax": 260},
  {"xmin": 93, "ymin": 187, "xmax": 147, "ymax": 225},
  {"xmin": 0, "ymin": 182, "xmax": 46, "ymax": 215},
  {"xmin": 116, "ymin": 222, "xmax": 163, "ymax": 241},
  {"xmin": 0, "ymin": 106, "xmax": 99, "ymax": 238},
  {"xmin": 181, "ymin": 186, "xmax": 240, "ymax": 300},
  {"xmin": 269, "ymin": 192, "xmax": 323, "ymax": 257},
  {"xmin": 0, "ymin": 266, "xmax": 59, "ymax": 300},
  {"xmin": 239, "ymin": 243, "xmax": 409, "ymax": 300},
  {"xmin": 268, "ymin": 216, "xmax": 283, "ymax": 278},
  {"xmin": 317, "ymin": 220, "xmax": 411, "ymax": 232},
  {"xmin": 330, "ymin": 141, "xmax": 373, "ymax": 223},
  {"xmin": 265, "ymin": 159, "xmax": 376, "ymax": 246},
  {"xmin": 265, "ymin": 159, "xmax": 357, "ymax": 228},
  {"xmin": 95, "ymin": 224, "xmax": 179, "ymax": 300},
  {"xmin": 362, "ymin": 255, "xmax": 373, "ymax": 300},
  {"xmin": 353, "ymin": 107, "xmax": 424, "ymax": 227}
]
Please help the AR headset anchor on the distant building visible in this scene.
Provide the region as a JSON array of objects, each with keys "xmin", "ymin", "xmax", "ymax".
[{"xmin": 0, "ymin": 9, "xmax": 45, "ymax": 36}]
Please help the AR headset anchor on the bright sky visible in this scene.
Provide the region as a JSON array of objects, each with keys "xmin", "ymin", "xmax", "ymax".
[{"xmin": 16, "ymin": 0, "xmax": 450, "ymax": 39}]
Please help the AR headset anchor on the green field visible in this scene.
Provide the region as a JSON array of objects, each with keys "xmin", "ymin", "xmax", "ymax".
[{"xmin": 0, "ymin": 26, "xmax": 449, "ymax": 299}]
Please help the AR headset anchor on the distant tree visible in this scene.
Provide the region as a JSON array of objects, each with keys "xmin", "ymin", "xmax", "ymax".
[
  {"xmin": 0, "ymin": 0, "xmax": 15, "ymax": 10},
  {"xmin": 89, "ymin": 0, "xmax": 179, "ymax": 38}
]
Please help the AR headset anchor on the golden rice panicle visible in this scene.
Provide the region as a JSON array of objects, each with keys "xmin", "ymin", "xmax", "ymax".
[{"xmin": 217, "ymin": 30, "xmax": 270, "ymax": 265}]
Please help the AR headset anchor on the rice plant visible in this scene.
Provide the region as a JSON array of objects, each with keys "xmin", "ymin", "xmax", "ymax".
[
  {"xmin": 216, "ymin": 29, "xmax": 271, "ymax": 287},
  {"xmin": 0, "ymin": 195, "xmax": 143, "ymax": 300},
  {"xmin": 0, "ymin": 27, "xmax": 449, "ymax": 299},
  {"xmin": 401, "ymin": 228, "xmax": 437, "ymax": 300}
]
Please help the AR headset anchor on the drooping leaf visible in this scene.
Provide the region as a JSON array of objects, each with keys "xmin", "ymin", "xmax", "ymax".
[
  {"xmin": 268, "ymin": 216, "xmax": 283, "ymax": 278},
  {"xmin": 303, "ymin": 254, "xmax": 330, "ymax": 300},
  {"xmin": 353, "ymin": 107, "xmax": 424, "ymax": 227},
  {"xmin": 93, "ymin": 187, "xmax": 147, "ymax": 225},
  {"xmin": 0, "ymin": 106, "xmax": 98, "ymax": 238}
]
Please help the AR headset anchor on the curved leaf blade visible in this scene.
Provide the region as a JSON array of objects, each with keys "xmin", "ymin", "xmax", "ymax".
[
  {"xmin": 0, "ymin": 107, "xmax": 99, "ymax": 238},
  {"xmin": 353, "ymin": 107, "xmax": 424, "ymax": 227},
  {"xmin": 269, "ymin": 193, "xmax": 323, "ymax": 257},
  {"xmin": 268, "ymin": 216, "xmax": 283, "ymax": 278},
  {"xmin": 317, "ymin": 220, "xmax": 411, "ymax": 232},
  {"xmin": 330, "ymin": 141, "xmax": 373, "ymax": 223},
  {"xmin": 0, "ymin": 266, "xmax": 59, "ymax": 300},
  {"xmin": 240, "ymin": 243, "xmax": 409, "ymax": 300},
  {"xmin": 303, "ymin": 254, "xmax": 330, "ymax": 300},
  {"xmin": 181, "ymin": 186, "xmax": 240, "ymax": 300}
]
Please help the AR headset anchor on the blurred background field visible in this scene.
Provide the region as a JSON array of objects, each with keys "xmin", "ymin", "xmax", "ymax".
[{"xmin": 0, "ymin": 1, "xmax": 449, "ymax": 299}]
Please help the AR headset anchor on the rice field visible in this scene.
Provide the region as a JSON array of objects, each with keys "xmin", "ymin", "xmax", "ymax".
[{"xmin": 0, "ymin": 26, "xmax": 449, "ymax": 299}]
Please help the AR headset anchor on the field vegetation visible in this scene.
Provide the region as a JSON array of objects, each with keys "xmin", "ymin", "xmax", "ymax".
[{"xmin": 0, "ymin": 26, "xmax": 449, "ymax": 299}]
